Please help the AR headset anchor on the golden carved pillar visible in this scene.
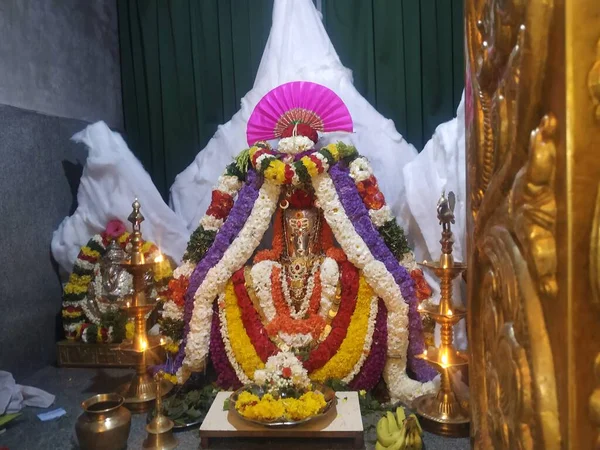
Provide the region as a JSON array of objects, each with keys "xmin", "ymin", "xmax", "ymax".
[{"xmin": 466, "ymin": 0, "xmax": 600, "ymax": 448}]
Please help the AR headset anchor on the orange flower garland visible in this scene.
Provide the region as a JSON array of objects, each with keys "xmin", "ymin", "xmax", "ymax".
[
  {"xmin": 265, "ymin": 265, "xmax": 325, "ymax": 338},
  {"xmin": 253, "ymin": 207, "xmax": 285, "ymax": 264}
]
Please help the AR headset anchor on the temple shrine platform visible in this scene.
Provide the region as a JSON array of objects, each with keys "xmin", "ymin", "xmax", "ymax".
[{"xmin": 0, "ymin": 367, "xmax": 470, "ymax": 450}]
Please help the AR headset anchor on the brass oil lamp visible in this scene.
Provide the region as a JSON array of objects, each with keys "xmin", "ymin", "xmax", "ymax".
[
  {"xmin": 414, "ymin": 191, "xmax": 470, "ymax": 437},
  {"xmin": 117, "ymin": 199, "xmax": 171, "ymax": 412}
]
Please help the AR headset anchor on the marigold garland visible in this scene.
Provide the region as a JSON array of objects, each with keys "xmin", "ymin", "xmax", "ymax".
[
  {"xmin": 265, "ymin": 265, "xmax": 325, "ymax": 338},
  {"xmin": 302, "ymin": 261, "xmax": 358, "ymax": 372},
  {"xmin": 309, "ymin": 274, "xmax": 375, "ymax": 382},
  {"xmin": 222, "ymin": 280, "xmax": 265, "ymax": 378},
  {"xmin": 248, "ymin": 142, "xmax": 358, "ymax": 186},
  {"xmin": 231, "ymin": 269, "xmax": 278, "ymax": 362}
]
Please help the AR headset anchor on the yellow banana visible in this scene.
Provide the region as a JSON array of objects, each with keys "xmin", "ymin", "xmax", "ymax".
[
  {"xmin": 408, "ymin": 413, "xmax": 423, "ymax": 436},
  {"xmin": 396, "ymin": 406, "xmax": 406, "ymax": 425},
  {"xmin": 375, "ymin": 441, "xmax": 388, "ymax": 450},
  {"xmin": 376, "ymin": 415, "xmax": 390, "ymax": 442},
  {"xmin": 388, "ymin": 427, "xmax": 408, "ymax": 450},
  {"xmin": 386, "ymin": 411, "xmax": 400, "ymax": 433}
]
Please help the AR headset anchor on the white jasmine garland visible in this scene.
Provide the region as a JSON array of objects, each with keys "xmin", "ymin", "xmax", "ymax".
[
  {"xmin": 256, "ymin": 351, "xmax": 311, "ymax": 393},
  {"xmin": 369, "ymin": 205, "xmax": 393, "ymax": 228},
  {"xmin": 250, "ymin": 261, "xmax": 277, "ymax": 322},
  {"xmin": 348, "ymin": 157, "xmax": 373, "ymax": 182},
  {"xmin": 173, "ymin": 260, "xmax": 195, "ymax": 279},
  {"xmin": 181, "ymin": 180, "xmax": 281, "ymax": 373},
  {"xmin": 277, "ymin": 135, "xmax": 314, "ymax": 155},
  {"xmin": 162, "ymin": 300, "xmax": 184, "ymax": 321},
  {"xmin": 217, "ymin": 175, "xmax": 243, "ymax": 196},
  {"xmin": 312, "ymin": 171, "xmax": 435, "ymax": 403},
  {"xmin": 200, "ymin": 215, "xmax": 224, "ymax": 232},
  {"xmin": 318, "ymin": 257, "xmax": 339, "ymax": 317},
  {"xmin": 342, "ymin": 294, "xmax": 378, "ymax": 383},
  {"xmin": 278, "ymin": 332, "xmax": 313, "ymax": 348},
  {"xmin": 218, "ymin": 292, "xmax": 251, "ymax": 384}
]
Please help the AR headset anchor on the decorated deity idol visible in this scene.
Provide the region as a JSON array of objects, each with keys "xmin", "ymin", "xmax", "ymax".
[{"xmin": 159, "ymin": 82, "xmax": 437, "ymax": 402}]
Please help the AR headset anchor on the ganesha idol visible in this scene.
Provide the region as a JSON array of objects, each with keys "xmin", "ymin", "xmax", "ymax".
[{"xmin": 159, "ymin": 81, "xmax": 437, "ymax": 403}]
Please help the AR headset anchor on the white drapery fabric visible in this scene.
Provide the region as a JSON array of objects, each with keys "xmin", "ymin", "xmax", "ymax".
[
  {"xmin": 51, "ymin": 122, "xmax": 190, "ymax": 274},
  {"xmin": 169, "ymin": 0, "xmax": 418, "ymax": 234}
]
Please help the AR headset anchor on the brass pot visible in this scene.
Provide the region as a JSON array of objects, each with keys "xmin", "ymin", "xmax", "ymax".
[{"xmin": 76, "ymin": 393, "xmax": 131, "ymax": 450}]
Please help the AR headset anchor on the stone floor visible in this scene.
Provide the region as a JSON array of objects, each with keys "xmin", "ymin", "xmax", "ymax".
[{"xmin": 0, "ymin": 366, "xmax": 470, "ymax": 449}]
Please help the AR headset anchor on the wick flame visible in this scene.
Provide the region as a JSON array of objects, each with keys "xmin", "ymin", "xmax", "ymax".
[
  {"xmin": 155, "ymin": 254, "xmax": 164, "ymax": 263},
  {"xmin": 447, "ymin": 309, "xmax": 453, "ymax": 316},
  {"xmin": 441, "ymin": 352, "xmax": 449, "ymax": 368},
  {"xmin": 140, "ymin": 340, "xmax": 148, "ymax": 352}
]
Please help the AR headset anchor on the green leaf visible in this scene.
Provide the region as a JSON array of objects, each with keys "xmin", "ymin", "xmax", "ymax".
[
  {"xmin": 223, "ymin": 398, "xmax": 230, "ymax": 411},
  {"xmin": 0, "ymin": 413, "xmax": 21, "ymax": 427}
]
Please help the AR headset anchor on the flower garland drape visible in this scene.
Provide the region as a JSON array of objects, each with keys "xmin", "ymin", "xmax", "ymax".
[{"xmin": 165, "ymin": 142, "xmax": 436, "ymax": 403}]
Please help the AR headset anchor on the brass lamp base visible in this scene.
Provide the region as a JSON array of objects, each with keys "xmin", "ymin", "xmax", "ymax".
[
  {"xmin": 413, "ymin": 392, "xmax": 470, "ymax": 438},
  {"xmin": 118, "ymin": 374, "xmax": 173, "ymax": 413},
  {"xmin": 142, "ymin": 428, "xmax": 178, "ymax": 450}
]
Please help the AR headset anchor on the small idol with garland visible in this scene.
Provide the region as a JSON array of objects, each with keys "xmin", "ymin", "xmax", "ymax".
[
  {"xmin": 160, "ymin": 81, "xmax": 437, "ymax": 403},
  {"xmin": 61, "ymin": 219, "xmax": 173, "ymax": 344}
]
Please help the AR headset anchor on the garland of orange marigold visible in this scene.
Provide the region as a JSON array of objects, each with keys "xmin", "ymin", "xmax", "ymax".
[{"xmin": 265, "ymin": 265, "xmax": 325, "ymax": 337}]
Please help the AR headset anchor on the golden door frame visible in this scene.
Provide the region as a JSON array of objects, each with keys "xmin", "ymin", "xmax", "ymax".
[{"xmin": 466, "ymin": 0, "xmax": 600, "ymax": 448}]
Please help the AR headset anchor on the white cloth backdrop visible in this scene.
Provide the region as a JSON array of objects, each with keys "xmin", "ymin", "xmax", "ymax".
[
  {"xmin": 51, "ymin": 122, "xmax": 190, "ymax": 274},
  {"xmin": 170, "ymin": 0, "xmax": 418, "ymax": 233}
]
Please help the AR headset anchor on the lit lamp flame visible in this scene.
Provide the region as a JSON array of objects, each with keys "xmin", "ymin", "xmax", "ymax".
[
  {"xmin": 126, "ymin": 301, "xmax": 130, "ymax": 308},
  {"xmin": 154, "ymin": 254, "xmax": 164, "ymax": 263},
  {"xmin": 447, "ymin": 309, "xmax": 453, "ymax": 316},
  {"xmin": 441, "ymin": 351, "xmax": 449, "ymax": 368},
  {"xmin": 423, "ymin": 349, "xmax": 428, "ymax": 356},
  {"xmin": 160, "ymin": 337, "xmax": 165, "ymax": 346},
  {"xmin": 418, "ymin": 303, "xmax": 423, "ymax": 312},
  {"xmin": 140, "ymin": 339, "xmax": 148, "ymax": 352}
]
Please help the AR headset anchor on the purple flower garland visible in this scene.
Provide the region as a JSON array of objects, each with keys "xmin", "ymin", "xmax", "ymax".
[
  {"xmin": 329, "ymin": 163, "xmax": 437, "ymax": 382},
  {"xmin": 349, "ymin": 299, "xmax": 387, "ymax": 390},
  {"xmin": 210, "ymin": 302, "xmax": 242, "ymax": 389},
  {"xmin": 173, "ymin": 169, "xmax": 263, "ymax": 373}
]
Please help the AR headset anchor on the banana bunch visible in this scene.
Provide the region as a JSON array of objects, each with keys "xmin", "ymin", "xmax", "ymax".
[{"xmin": 375, "ymin": 407, "xmax": 424, "ymax": 450}]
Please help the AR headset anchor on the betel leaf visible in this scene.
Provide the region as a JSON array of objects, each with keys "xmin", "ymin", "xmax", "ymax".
[{"xmin": 222, "ymin": 398, "xmax": 230, "ymax": 411}]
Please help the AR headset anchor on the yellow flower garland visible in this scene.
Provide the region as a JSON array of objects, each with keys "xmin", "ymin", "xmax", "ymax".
[
  {"xmin": 309, "ymin": 275, "xmax": 374, "ymax": 382},
  {"xmin": 223, "ymin": 280, "xmax": 264, "ymax": 378}
]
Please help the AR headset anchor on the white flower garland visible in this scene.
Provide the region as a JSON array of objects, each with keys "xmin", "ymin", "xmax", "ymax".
[
  {"xmin": 348, "ymin": 157, "xmax": 373, "ymax": 182},
  {"xmin": 255, "ymin": 351, "xmax": 311, "ymax": 391},
  {"xmin": 218, "ymin": 292, "xmax": 251, "ymax": 384},
  {"xmin": 278, "ymin": 332, "xmax": 313, "ymax": 349},
  {"xmin": 251, "ymin": 257, "xmax": 339, "ymax": 325},
  {"xmin": 277, "ymin": 136, "xmax": 314, "ymax": 155},
  {"xmin": 318, "ymin": 257, "xmax": 339, "ymax": 317},
  {"xmin": 179, "ymin": 179, "xmax": 281, "ymax": 378},
  {"xmin": 173, "ymin": 260, "xmax": 195, "ymax": 279},
  {"xmin": 200, "ymin": 215, "xmax": 224, "ymax": 232},
  {"xmin": 368, "ymin": 205, "xmax": 393, "ymax": 228},
  {"xmin": 311, "ymin": 171, "xmax": 435, "ymax": 403},
  {"xmin": 162, "ymin": 299, "xmax": 184, "ymax": 321},
  {"xmin": 342, "ymin": 293, "xmax": 378, "ymax": 383},
  {"xmin": 250, "ymin": 261, "xmax": 277, "ymax": 322}
]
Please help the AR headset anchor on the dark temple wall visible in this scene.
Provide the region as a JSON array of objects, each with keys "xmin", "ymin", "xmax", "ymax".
[{"xmin": 0, "ymin": 0, "xmax": 122, "ymax": 379}]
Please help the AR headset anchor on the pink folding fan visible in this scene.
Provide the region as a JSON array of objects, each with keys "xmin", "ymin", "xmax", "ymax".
[{"xmin": 246, "ymin": 81, "xmax": 353, "ymax": 146}]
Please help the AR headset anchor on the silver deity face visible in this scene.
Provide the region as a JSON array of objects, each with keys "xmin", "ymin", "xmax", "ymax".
[{"xmin": 283, "ymin": 207, "xmax": 320, "ymax": 258}]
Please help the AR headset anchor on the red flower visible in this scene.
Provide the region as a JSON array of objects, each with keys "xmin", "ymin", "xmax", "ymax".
[
  {"xmin": 167, "ymin": 276, "xmax": 189, "ymax": 308},
  {"xmin": 288, "ymin": 188, "xmax": 315, "ymax": 209},
  {"xmin": 281, "ymin": 123, "xmax": 318, "ymax": 144},
  {"xmin": 282, "ymin": 367, "xmax": 292, "ymax": 378},
  {"xmin": 206, "ymin": 190, "xmax": 234, "ymax": 220},
  {"xmin": 411, "ymin": 269, "xmax": 433, "ymax": 301}
]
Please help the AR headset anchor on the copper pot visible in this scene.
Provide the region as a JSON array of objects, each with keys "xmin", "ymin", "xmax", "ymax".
[{"xmin": 76, "ymin": 393, "xmax": 131, "ymax": 450}]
